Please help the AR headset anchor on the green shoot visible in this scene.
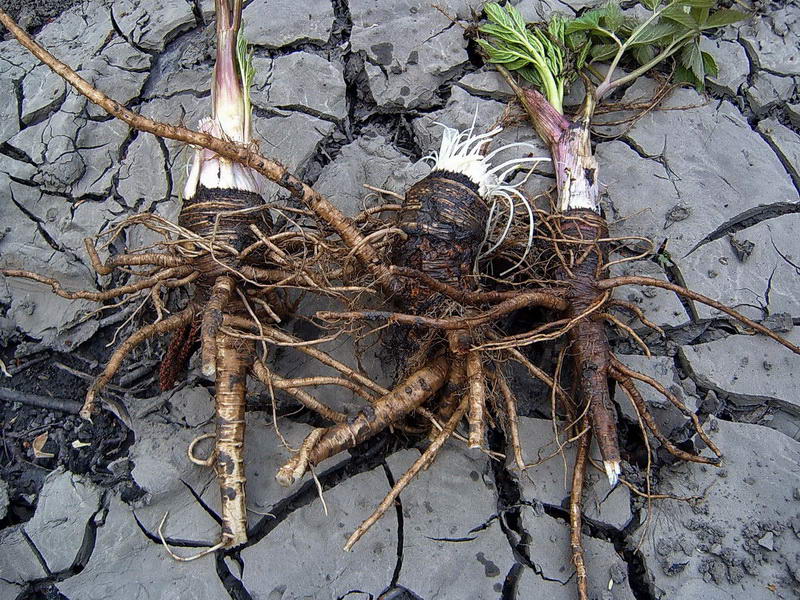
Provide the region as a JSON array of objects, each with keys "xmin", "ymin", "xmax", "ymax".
[
  {"xmin": 478, "ymin": 2, "xmax": 568, "ymax": 113},
  {"xmin": 479, "ymin": 0, "xmax": 748, "ymax": 111},
  {"xmin": 236, "ymin": 28, "xmax": 255, "ymax": 138}
]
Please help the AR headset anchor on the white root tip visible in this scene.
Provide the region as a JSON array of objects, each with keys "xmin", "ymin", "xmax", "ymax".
[{"xmin": 604, "ymin": 460, "xmax": 621, "ymax": 487}]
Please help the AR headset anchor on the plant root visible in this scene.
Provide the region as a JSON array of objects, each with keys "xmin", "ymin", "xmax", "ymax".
[
  {"xmin": 188, "ymin": 433, "xmax": 217, "ymax": 467},
  {"xmin": 0, "ymin": 265, "xmax": 195, "ymax": 303},
  {"xmin": 316, "ymin": 289, "xmax": 567, "ymax": 331},
  {"xmin": 465, "ymin": 349, "xmax": 486, "ymax": 448},
  {"xmin": 569, "ymin": 420, "xmax": 591, "ymax": 600},
  {"xmin": 158, "ymin": 512, "xmax": 227, "ymax": 562},
  {"xmin": 83, "ymin": 306, "xmax": 198, "ymax": 419},
  {"xmin": 599, "ymin": 276, "xmax": 800, "ymax": 355},
  {"xmin": 201, "ymin": 276, "xmax": 235, "ymax": 377},
  {"xmin": 344, "ymin": 395, "xmax": 470, "ymax": 551},
  {"xmin": 251, "ymin": 360, "xmax": 348, "ymax": 424},
  {"xmin": 214, "ymin": 332, "xmax": 254, "ymax": 548},
  {"xmin": 494, "ymin": 371, "xmax": 525, "ymax": 471},
  {"xmin": 610, "ymin": 356, "xmax": 722, "ymax": 460},
  {"xmin": 276, "ymin": 356, "xmax": 450, "ymax": 486}
]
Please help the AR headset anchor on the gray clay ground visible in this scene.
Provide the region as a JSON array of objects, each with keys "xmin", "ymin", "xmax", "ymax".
[{"xmin": 0, "ymin": 0, "xmax": 799, "ymax": 599}]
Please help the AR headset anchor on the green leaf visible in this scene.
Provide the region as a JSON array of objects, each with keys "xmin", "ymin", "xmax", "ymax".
[
  {"xmin": 604, "ymin": 1, "xmax": 624, "ymax": 32},
  {"xmin": 701, "ymin": 50, "xmax": 718, "ymax": 77},
  {"xmin": 674, "ymin": 64, "xmax": 703, "ymax": 90},
  {"xmin": 505, "ymin": 57, "xmax": 534, "ymax": 70},
  {"xmin": 566, "ymin": 14, "xmax": 600, "ymax": 34},
  {"xmin": 518, "ymin": 65, "xmax": 542, "ymax": 85},
  {"xmin": 633, "ymin": 44, "xmax": 656, "ymax": 65},
  {"xmin": 690, "ymin": 6, "xmax": 710, "ymax": 26},
  {"xmin": 576, "ymin": 39, "xmax": 592, "ymax": 69},
  {"xmin": 629, "ymin": 21, "xmax": 679, "ymax": 45},
  {"xmin": 483, "ymin": 3, "xmax": 511, "ymax": 28},
  {"xmin": 236, "ymin": 29, "xmax": 255, "ymax": 112},
  {"xmin": 591, "ymin": 42, "xmax": 618, "ymax": 61},
  {"xmin": 661, "ymin": 4, "xmax": 698, "ymax": 29},
  {"xmin": 641, "ymin": 0, "xmax": 661, "ymax": 10},
  {"xmin": 681, "ymin": 41, "xmax": 704, "ymax": 81},
  {"xmin": 566, "ymin": 30, "xmax": 588, "ymax": 49},
  {"xmin": 703, "ymin": 8, "xmax": 749, "ymax": 28},
  {"xmin": 676, "ymin": 0, "xmax": 714, "ymax": 8},
  {"xmin": 507, "ymin": 3, "xmax": 528, "ymax": 33},
  {"xmin": 479, "ymin": 23, "xmax": 520, "ymax": 44},
  {"xmin": 479, "ymin": 41, "xmax": 526, "ymax": 64},
  {"xmin": 548, "ymin": 13, "xmax": 567, "ymax": 43}
]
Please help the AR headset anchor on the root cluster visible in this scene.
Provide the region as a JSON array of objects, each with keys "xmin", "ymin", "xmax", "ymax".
[{"xmin": 2, "ymin": 7, "xmax": 799, "ymax": 597}]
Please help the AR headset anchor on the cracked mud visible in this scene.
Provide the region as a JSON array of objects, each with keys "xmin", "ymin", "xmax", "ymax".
[{"xmin": 0, "ymin": 0, "xmax": 799, "ymax": 599}]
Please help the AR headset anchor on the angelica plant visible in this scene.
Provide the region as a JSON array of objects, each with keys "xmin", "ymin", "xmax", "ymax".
[{"xmin": 470, "ymin": 3, "xmax": 800, "ymax": 600}]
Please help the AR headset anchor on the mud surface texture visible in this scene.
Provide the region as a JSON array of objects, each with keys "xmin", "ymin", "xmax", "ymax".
[{"xmin": 1, "ymin": 1, "xmax": 799, "ymax": 599}]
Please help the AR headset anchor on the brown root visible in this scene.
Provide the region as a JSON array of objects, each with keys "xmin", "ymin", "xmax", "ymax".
[
  {"xmin": 84, "ymin": 238, "xmax": 185, "ymax": 275},
  {"xmin": 0, "ymin": 266, "xmax": 194, "ymax": 303},
  {"xmin": 251, "ymin": 360, "xmax": 348, "ymax": 424},
  {"xmin": 610, "ymin": 357, "xmax": 722, "ymax": 461},
  {"xmin": 276, "ymin": 356, "xmax": 450, "ymax": 486},
  {"xmin": 201, "ymin": 276, "xmax": 235, "ymax": 377},
  {"xmin": 223, "ymin": 315, "xmax": 389, "ymax": 397},
  {"xmin": 494, "ymin": 371, "xmax": 525, "ymax": 471},
  {"xmin": 614, "ymin": 372, "xmax": 718, "ymax": 465},
  {"xmin": 465, "ymin": 349, "xmax": 486, "ymax": 449},
  {"xmin": 214, "ymin": 332, "xmax": 254, "ymax": 548},
  {"xmin": 388, "ymin": 265, "xmax": 557, "ymax": 305},
  {"xmin": 599, "ymin": 275, "xmax": 800, "ymax": 355},
  {"xmin": 316, "ymin": 289, "xmax": 567, "ymax": 331},
  {"xmin": 343, "ymin": 395, "xmax": 470, "ymax": 551},
  {"xmin": 606, "ymin": 299, "xmax": 665, "ymax": 336},
  {"xmin": 569, "ymin": 421, "xmax": 590, "ymax": 600},
  {"xmin": 83, "ymin": 306, "xmax": 198, "ymax": 419}
]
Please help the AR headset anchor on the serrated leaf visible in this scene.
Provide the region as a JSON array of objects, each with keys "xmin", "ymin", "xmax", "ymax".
[
  {"xmin": 662, "ymin": 4, "xmax": 699, "ymax": 28},
  {"xmin": 479, "ymin": 23, "xmax": 520, "ymax": 45},
  {"xmin": 507, "ymin": 3, "xmax": 528, "ymax": 33},
  {"xmin": 506, "ymin": 57, "xmax": 533, "ymax": 70},
  {"xmin": 681, "ymin": 41, "xmax": 704, "ymax": 81},
  {"xmin": 576, "ymin": 39, "xmax": 592, "ymax": 69},
  {"xmin": 701, "ymin": 50, "xmax": 719, "ymax": 77},
  {"xmin": 566, "ymin": 16, "xmax": 600, "ymax": 34},
  {"xmin": 518, "ymin": 65, "xmax": 543, "ymax": 85},
  {"xmin": 641, "ymin": 0, "xmax": 661, "ymax": 10},
  {"xmin": 484, "ymin": 2, "xmax": 511, "ymax": 28},
  {"xmin": 674, "ymin": 64, "xmax": 704, "ymax": 91},
  {"xmin": 482, "ymin": 43, "xmax": 526, "ymax": 64},
  {"xmin": 604, "ymin": 1, "xmax": 624, "ymax": 32},
  {"xmin": 674, "ymin": 64, "xmax": 695, "ymax": 83},
  {"xmin": 591, "ymin": 43, "xmax": 618, "ymax": 61},
  {"xmin": 566, "ymin": 30, "xmax": 588, "ymax": 49},
  {"xmin": 548, "ymin": 13, "xmax": 567, "ymax": 42},
  {"xmin": 629, "ymin": 21, "xmax": 680, "ymax": 45},
  {"xmin": 704, "ymin": 8, "xmax": 749, "ymax": 28}
]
